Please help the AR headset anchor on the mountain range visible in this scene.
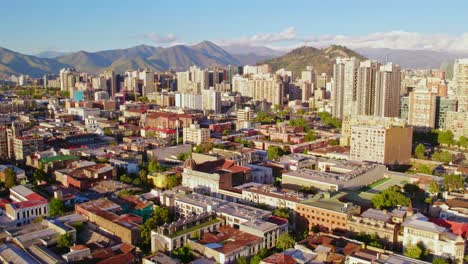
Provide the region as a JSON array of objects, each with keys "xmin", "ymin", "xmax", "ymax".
[{"xmin": 1, "ymin": 41, "xmax": 466, "ymax": 79}]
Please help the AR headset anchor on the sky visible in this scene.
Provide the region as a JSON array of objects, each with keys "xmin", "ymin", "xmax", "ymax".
[{"xmin": 1, "ymin": 0, "xmax": 468, "ymax": 54}]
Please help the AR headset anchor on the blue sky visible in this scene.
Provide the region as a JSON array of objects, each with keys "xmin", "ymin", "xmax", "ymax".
[{"xmin": 1, "ymin": 0, "xmax": 468, "ymax": 54}]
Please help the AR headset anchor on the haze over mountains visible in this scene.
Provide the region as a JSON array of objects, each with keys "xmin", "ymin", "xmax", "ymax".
[{"xmin": 0, "ymin": 40, "xmax": 465, "ymax": 79}]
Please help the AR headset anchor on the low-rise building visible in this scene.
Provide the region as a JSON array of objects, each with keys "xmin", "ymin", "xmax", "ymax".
[
  {"xmin": 5, "ymin": 185, "xmax": 49, "ymax": 226},
  {"xmin": 188, "ymin": 225, "xmax": 264, "ymax": 264},
  {"xmin": 402, "ymin": 213, "xmax": 465, "ymax": 263},
  {"xmin": 347, "ymin": 208, "xmax": 407, "ymax": 249},
  {"xmin": 183, "ymin": 123, "xmax": 210, "ymax": 145},
  {"xmin": 296, "ymin": 193, "xmax": 360, "ymax": 232},
  {"xmin": 75, "ymin": 198, "xmax": 141, "ymax": 245}
]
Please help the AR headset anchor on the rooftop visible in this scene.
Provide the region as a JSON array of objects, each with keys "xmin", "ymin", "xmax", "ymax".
[{"xmin": 196, "ymin": 225, "xmax": 262, "ymax": 255}]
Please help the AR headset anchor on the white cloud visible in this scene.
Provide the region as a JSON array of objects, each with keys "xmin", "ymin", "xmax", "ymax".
[
  {"xmin": 217, "ymin": 27, "xmax": 297, "ymax": 46},
  {"xmin": 300, "ymin": 31, "xmax": 468, "ymax": 52},
  {"xmin": 143, "ymin": 32, "xmax": 178, "ymax": 44}
]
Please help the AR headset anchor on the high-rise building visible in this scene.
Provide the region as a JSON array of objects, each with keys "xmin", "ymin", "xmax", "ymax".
[
  {"xmin": 59, "ymin": 68, "xmax": 78, "ymax": 97},
  {"xmin": 436, "ymin": 97, "xmax": 457, "ymax": 129},
  {"xmin": 175, "ymin": 93, "xmax": 202, "ymax": 110},
  {"xmin": 349, "ymin": 121, "xmax": 413, "ymax": 165},
  {"xmin": 332, "ymin": 57, "xmax": 359, "ymax": 120},
  {"xmin": 374, "ymin": 63, "xmax": 401, "ymax": 117},
  {"xmin": 356, "ymin": 60, "xmax": 380, "ymax": 116},
  {"xmin": 453, "ymin": 58, "xmax": 468, "ymax": 112},
  {"xmin": 183, "ymin": 123, "xmax": 210, "ymax": 145},
  {"xmin": 445, "ymin": 111, "xmax": 468, "ymax": 140},
  {"xmin": 301, "ymin": 66, "xmax": 316, "ymax": 84},
  {"xmin": 232, "ymin": 75, "xmax": 283, "ymax": 106},
  {"xmin": 408, "ymin": 91, "xmax": 437, "ymax": 131},
  {"xmin": 400, "ymin": 96, "xmax": 409, "ymax": 120},
  {"xmin": 333, "ymin": 59, "xmax": 401, "ymax": 119},
  {"xmin": 139, "ymin": 69, "xmax": 155, "ymax": 96},
  {"xmin": 340, "ymin": 115, "xmax": 408, "ymax": 147},
  {"xmin": 202, "ymin": 87, "xmax": 221, "ymax": 114},
  {"xmin": 102, "ymin": 70, "xmax": 116, "ymax": 97}
]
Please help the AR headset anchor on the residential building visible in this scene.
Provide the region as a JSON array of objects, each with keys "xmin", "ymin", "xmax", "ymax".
[
  {"xmin": 236, "ymin": 106, "xmax": 255, "ymax": 129},
  {"xmin": 151, "ymin": 212, "xmax": 222, "ymax": 252},
  {"xmin": 445, "ymin": 111, "xmax": 468, "ymax": 140},
  {"xmin": 332, "ymin": 57, "xmax": 359, "ymax": 120},
  {"xmin": 341, "ymin": 115, "xmax": 409, "ymax": 146},
  {"xmin": 349, "ymin": 121, "xmax": 413, "ymax": 165},
  {"xmin": 202, "ymin": 87, "xmax": 221, "ymax": 113},
  {"xmin": 183, "ymin": 123, "xmax": 210, "ymax": 145},
  {"xmin": 408, "ymin": 91, "xmax": 438, "ymax": 131},
  {"xmin": 374, "ymin": 63, "xmax": 401, "ymax": 117},
  {"xmin": 13, "ymin": 136, "xmax": 44, "ymax": 161},
  {"xmin": 347, "ymin": 208, "xmax": 407, "ymax": 249},
  {"xmin": 453, "ymin": 58, "xmax": 468, "ymax": 111},
  {"xmin": 436, "ymin": 97, "xmax": 457, "ymax": 129},
  {"xmin": 402, "ymin": 213, "xmax": 465, "ymax": 263}
]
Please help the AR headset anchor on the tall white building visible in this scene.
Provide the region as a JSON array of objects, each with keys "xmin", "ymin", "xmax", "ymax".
[
  {"xmin": 202, "ymin": 87, "xmax": 221, "ymax": 114},
  {"xmin": 333, "ymin": 58, "xmax": 359, "ymax": 120},
  {"xmin": 232, "ymin": 74, "xmax": 283, "ymax": 106},
  {"xmin": 59, "ymin": 68, "xmax": 78, "ymax": 97},
  {"xmin": 453, "ymin": 58, "xmax": 468, "ymax": 112},
  {"xmin": 333, "ymin": 59, "xmax": 401, "ymax": 119},
  {"xmin": 175, "ymin": 93, "xmax": 202, "ymax": 110}
]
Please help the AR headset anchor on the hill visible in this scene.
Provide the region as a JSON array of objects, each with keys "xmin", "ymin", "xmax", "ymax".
[
  {"xmin": 0, "ymin": 47, "xmax": 70, "ymax": 79},
  {"xmin": 262, "ymin": 45, "xmax": 366, "ymax": 78}
]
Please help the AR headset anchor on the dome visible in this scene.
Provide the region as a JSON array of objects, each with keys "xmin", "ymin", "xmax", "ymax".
[{"xmin": 183, "ymin": 158, "xmax": 197, "ymax": 169}]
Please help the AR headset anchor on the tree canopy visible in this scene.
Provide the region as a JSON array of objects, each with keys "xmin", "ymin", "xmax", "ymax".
[
  {"xmin": 3, "ymin": 167, "xmax": 17, "ymax": 188},
  {"xmin": 431, "ymin": 151, "xmax": 452, "ymax": 164},
  {"xmin": 443, "ymin": 174, "xmax": 464, "ymax": 192},
  {"xmin": 371, "ymin": 186, "xmax": 410, "ymax": 209},
  {"xmin": 267, "ymin": 146, "xmax": 285, "ymax": 160},
  {"xmin": 437, "ymin": 130, "xmax": 454, "ymax": 146},
  {"xmin": 404, "ymin": 243, "xmax": 425, "ymax": 259},
  {"xmin": 49, "ymin": 198, "xmax": 64, "ymax": 217},
  {"xmin": 173, "ymin": 245, "xmax": 193, "ymax": 263},
  {"xmin": 276, "ymin": 233, "xmax": 295, "ymax": 251},
  {"xmin": 414, "ymin": 144, "xmax": 426, "ymax": 159}
]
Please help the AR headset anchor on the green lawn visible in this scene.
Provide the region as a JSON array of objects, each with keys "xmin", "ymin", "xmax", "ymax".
[{"xmin": 369, "ymin": 177, "xmax": 392, "ymax": 188}]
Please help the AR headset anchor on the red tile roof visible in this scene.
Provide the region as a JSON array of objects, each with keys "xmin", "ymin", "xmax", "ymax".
[
  {"xmin": 97, "ymin": 252, "xmax": 136, "ymax": 264},
  {"xmin": 262, "ymin": 253, "xmax": 296, "ymax": 264}
]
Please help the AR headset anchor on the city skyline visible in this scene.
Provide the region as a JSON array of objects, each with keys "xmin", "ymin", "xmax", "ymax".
[{"xmin": 1, "ymin": 0, "xmax": 468, "ymax": 54}]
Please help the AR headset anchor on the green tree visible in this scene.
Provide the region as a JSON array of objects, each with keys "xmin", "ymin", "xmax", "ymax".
[
  {"xmin": 166, "ymin": 174, "xmax": 180, "ymax": 189},
  {"xmin": 250, "ymin": 255, "xmax": 262, "ymax": 264},
  {"xmin": 49, "ymin": 198, "xmax": 64, "ymax": 217},
  {"xmin": 138, "ymin": 207, "xmax": 171, "ymax": 252},
  {"xmin": 267, "ymin": 146, "xmax": 285, "ymax": 160},
  {"xmin": 304, "ymin": 130, "xmax": 316, "ymax": 141},
  {"xmin": 414, "ymin": 144, "xmax": 426, "ymax": 159},
  {"xmin": 254, "ymin": 111, "xmax": 275, "ymax": 124},
  {"xmin": 428, "ymin": 180, "xmax": 441, "ymax": 195},
  {"xmin": 148, "ymin": 159, "xmax": 165, "ymax": 174},
  {"xmin": 173, "ymin": 245, "xmax": 193, "ymax": 263},
  {"xmin": 329, "ymin": 139, "xmax": 339, "ymax": 146},
  {"xmin": 132, "ymin": 177, "xmax": 142, "ymax": 186},
  {"xmin": 276, "ymin": 233, "xmax": 295, "ymax": 250},
  {"xmin": 236, "ymin": 256, "xmax": 248, "ymax": 264},
  {"xmin": 416, "ymin": 164, "xmax": 433, "ymax": 175},
  {"xmin": 33, "ymin": 168, "xmax": 48, "ymax": 184},
  {"xmin": 273, "ymin": 207, "xmax": 290, "ymax": 219},
  {"xmin": 443, "ymin": 174, "xmax": 464, "ymax": 192},
  {"xmin": 457, "ymin": 136, "xmax": 467, "ymax": 148},
  {"xmin": 57, "ymin": 233, "xmax": 73, "ymax": 249},
  {"xmin": 404, "ymin": 243, "xmax": 424, "ymax": 259},
  {"xmin": 120, "ymin": 174, "xmax": 133, "ymax": 183},
  {"xmin": 431, "ymin": 151, "xmax": 452, "ymax": 164},
  {"xmin": 432, "ymin": 258, "xmax": 448, "ymax": 264},
  {"xmin": 437, "ymin": 130, "xmax": 454, "ymax": 146},
  {"xmin": 403, "ymin": 183, "xmax": 421, "ymax": 196},
  {"xmin": 371, "ymin": 185, "xmax": 410, "ymax": 209},
  {"xmin": 3, "ymin": 167, "xmax": 17, "ymax": 188}
]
